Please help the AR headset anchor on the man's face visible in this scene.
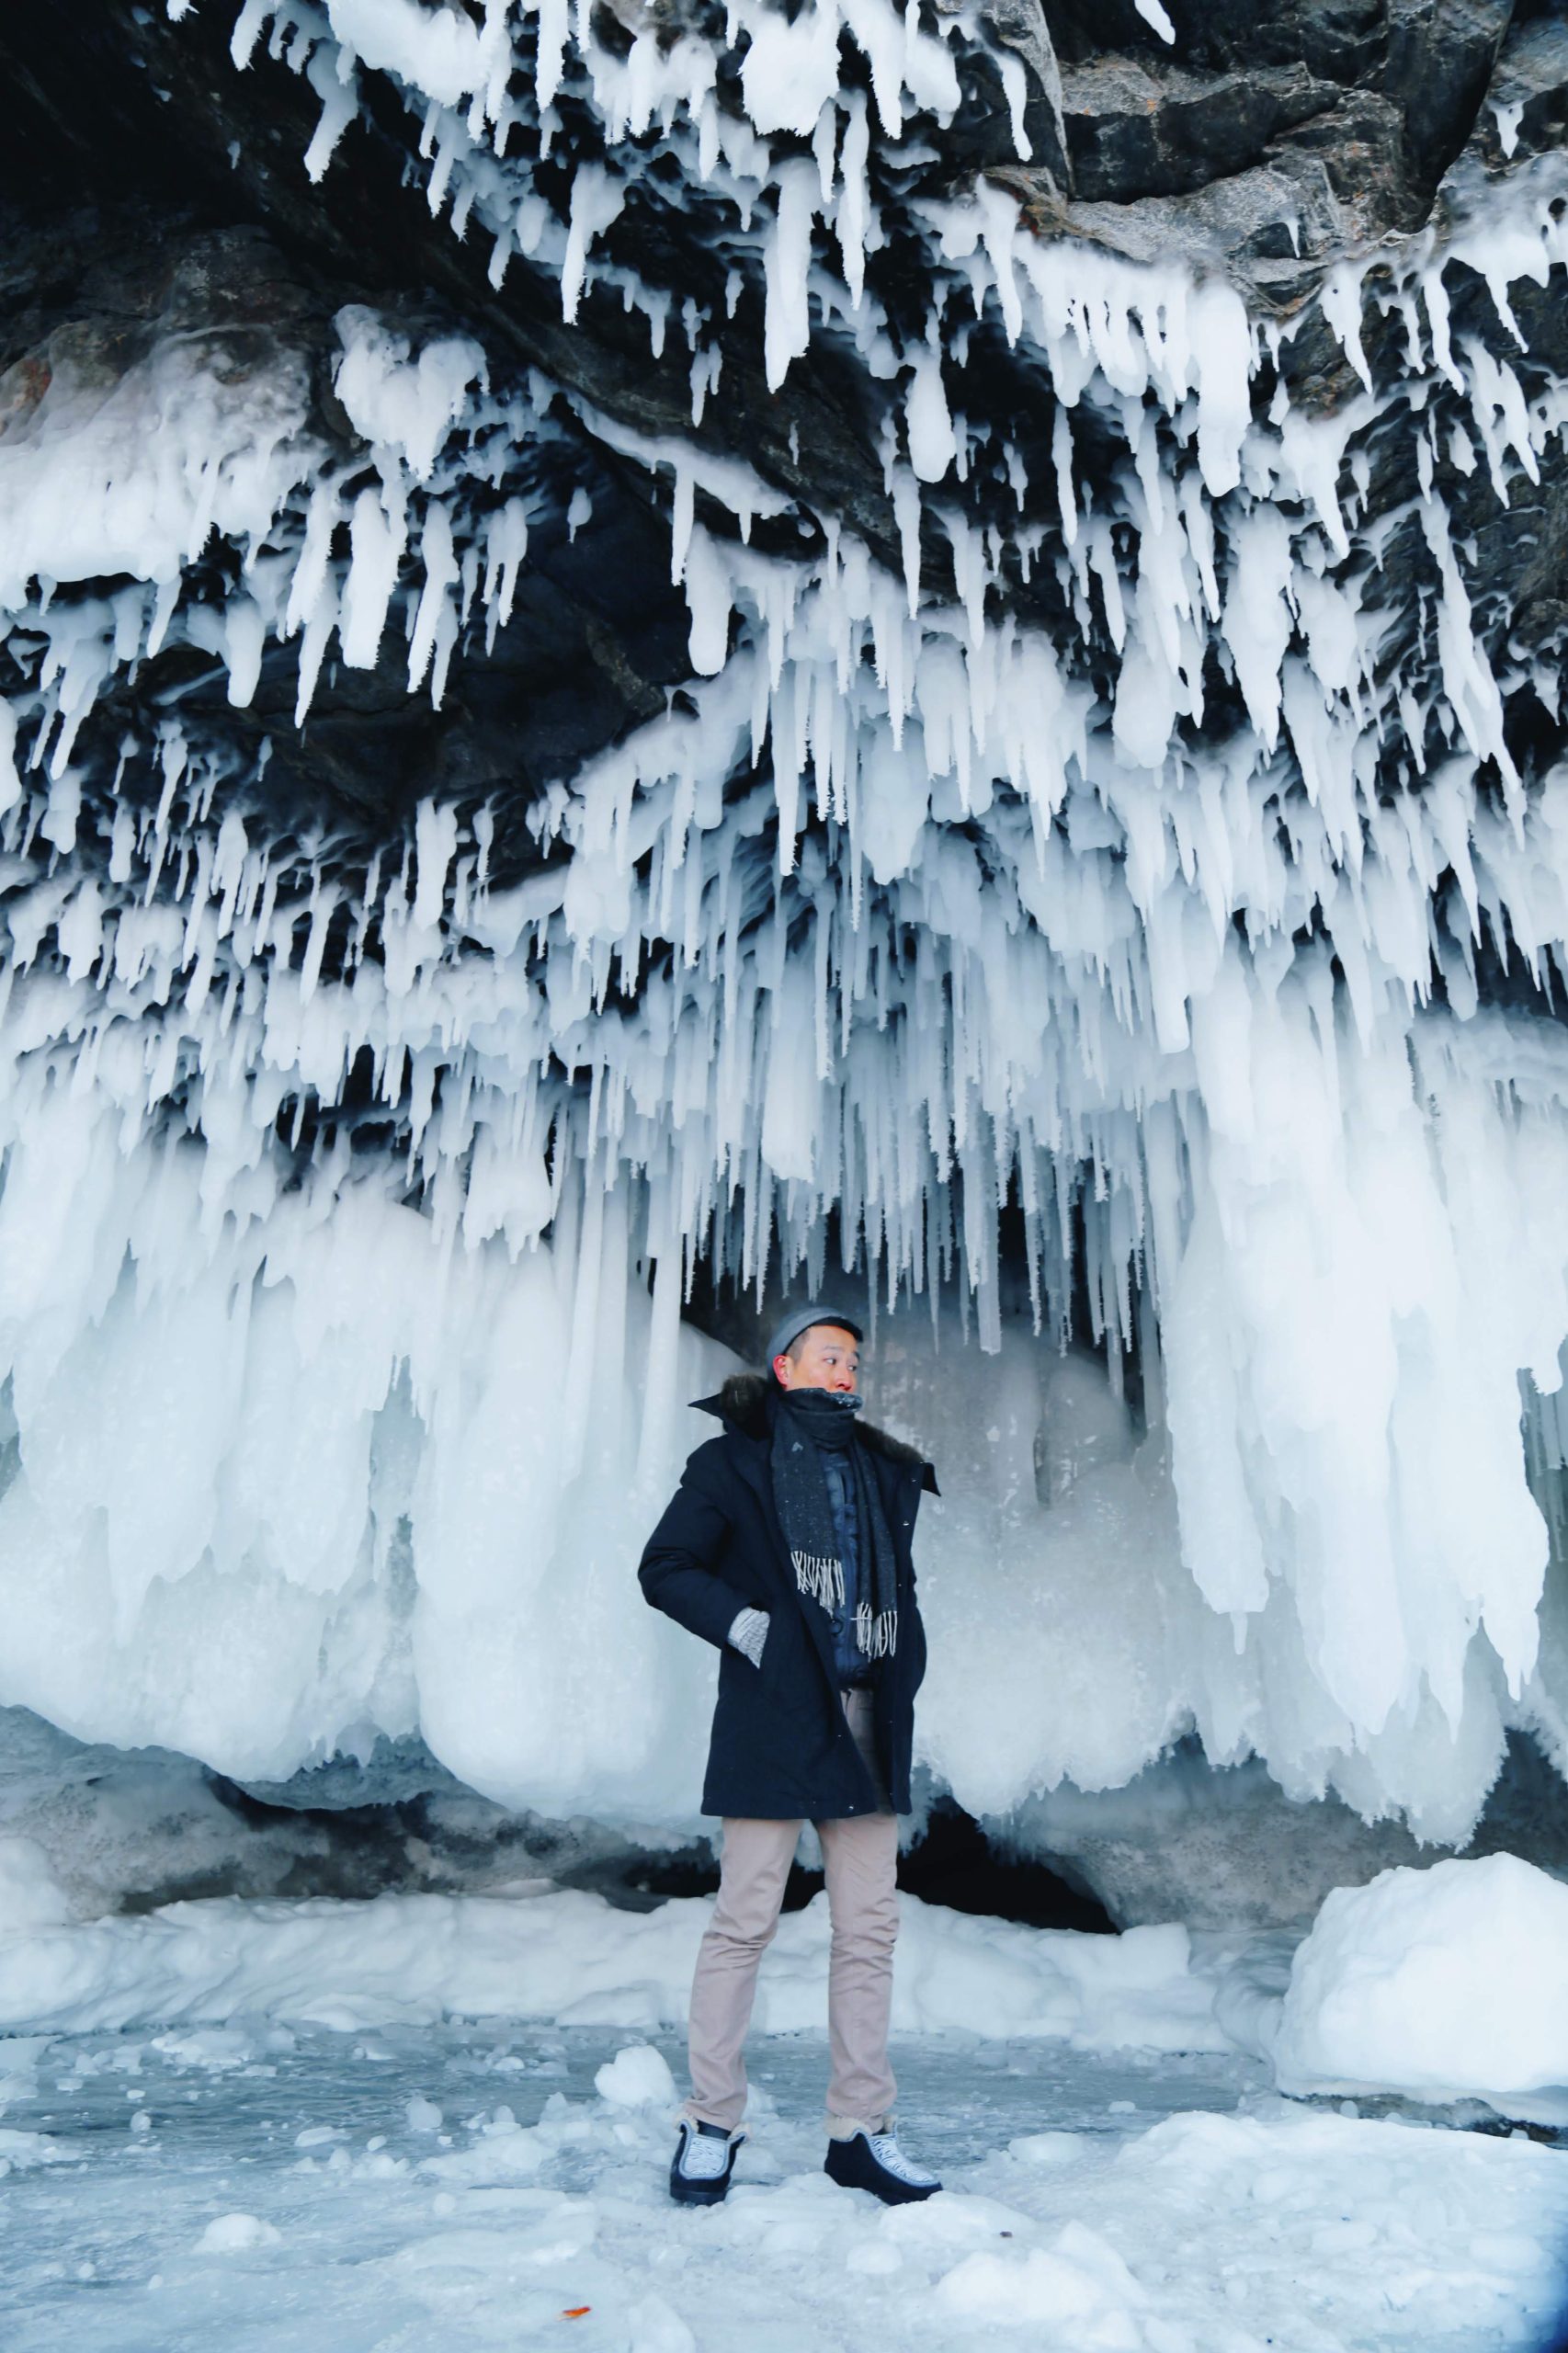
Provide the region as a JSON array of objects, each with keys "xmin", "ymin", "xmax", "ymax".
[{"xmin": 773, "ymin": 1324, "xmax": 860, "ymax": 1394}]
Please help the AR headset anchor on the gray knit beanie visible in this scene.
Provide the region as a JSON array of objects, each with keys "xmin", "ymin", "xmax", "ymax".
[{"xmin": 764, "ymin": 1303, "xmax": 865, "ymax": 1370}]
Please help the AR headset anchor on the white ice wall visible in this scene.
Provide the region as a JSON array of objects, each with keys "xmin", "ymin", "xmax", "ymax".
[
  {"xmin": 0, "ymin": 1099, "xmax": 745, "ymax": 1821},
  {"xmin": 0, "ymin": 1004, "xmax": 1565, "ymax": 1845}
]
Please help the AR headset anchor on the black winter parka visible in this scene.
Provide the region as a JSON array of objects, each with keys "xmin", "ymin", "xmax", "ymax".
[{"xmin": 638, "ymin": 1373, "xmax": 938, "ymax": 1819}]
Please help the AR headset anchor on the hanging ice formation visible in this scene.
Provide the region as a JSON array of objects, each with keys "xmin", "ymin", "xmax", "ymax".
[{"xmin": 0, "ymin": 0, "xmax": 1565, "ymax": 1849}]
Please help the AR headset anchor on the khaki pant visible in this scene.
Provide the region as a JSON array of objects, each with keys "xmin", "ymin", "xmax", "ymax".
[{"xmin": 686, "ymin": 1688, "xmax": 900, "ymax": 2133}]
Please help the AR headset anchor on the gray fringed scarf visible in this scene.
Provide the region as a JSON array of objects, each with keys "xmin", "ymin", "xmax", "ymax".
[{"xmin": 770, "ymin": 1387, "xmax": 899, "ymax": 1662}]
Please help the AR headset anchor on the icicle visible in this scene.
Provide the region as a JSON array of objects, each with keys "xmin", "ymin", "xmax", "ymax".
[{"xmin": 560, "ymin": 164, "xmax": 626, "ymax": 323}]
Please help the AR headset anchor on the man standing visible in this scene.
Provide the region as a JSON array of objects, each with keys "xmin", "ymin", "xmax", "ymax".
[{"xmin": 638, "ymin": 1306, "xmax": 942, "ymax": 2208}]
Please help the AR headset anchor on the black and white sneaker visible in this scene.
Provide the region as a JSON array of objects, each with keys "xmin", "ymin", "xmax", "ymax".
[
  {"xmin": 669, "ymin": 2117, "xmax": 744, "ymax": 2205},
  {"xmin": 824, "ymin": 2124, "xmax": 940, "ymax": 2205}
]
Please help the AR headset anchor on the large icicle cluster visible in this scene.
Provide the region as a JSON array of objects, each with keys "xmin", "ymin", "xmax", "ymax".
[{"xmin": 0, "ymin": 0, "xmax": 1566, "ymax": 1847}]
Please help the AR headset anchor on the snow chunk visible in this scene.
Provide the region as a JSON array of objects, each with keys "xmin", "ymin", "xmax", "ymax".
[
  {"xmin": 594, "ymin": 2042, "xmax": 677, "ymax": 2109},
  {"xmin": 934, "ymin": 2220, "xmax": 1145, "ymax": 2336},
  {"xmin": 0, "ymin": 2125, "xmax": 68, "ymax": 2174},
  {"xmin": 628, "ymin": 2296, "xmax": 697, "ymax": 2353},
  {"xmin": 1273, "ymin": 1855, "xmax": 1568, "ymax": 2123},
  {"xmin": 195, "ymin": 2212, "xmax": 284, "ymax": 2254}
]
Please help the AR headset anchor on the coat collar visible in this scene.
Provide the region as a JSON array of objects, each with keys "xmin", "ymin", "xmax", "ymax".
[{"xmin": 692, "ymin": 1371, "xmax": 940, "ymax": 1495}]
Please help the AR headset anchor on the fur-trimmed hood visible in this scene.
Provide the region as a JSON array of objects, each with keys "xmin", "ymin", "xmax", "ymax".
[{"xmin": 693, "ymin": 1371, "xmax": 939, "ymax": 1494}]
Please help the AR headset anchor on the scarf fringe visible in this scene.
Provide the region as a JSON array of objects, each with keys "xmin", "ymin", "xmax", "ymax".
[
  {"xmin": 792, "ymin": 1551, "xmax": 846, "ymax": 1611},
  {"xmin": 855, "ymin": 1600, "xmax": 899, "ymax": 1659},
  {"xmin": 792, "ymin": 1555, "xmax": 896, "ymax": 1656}
]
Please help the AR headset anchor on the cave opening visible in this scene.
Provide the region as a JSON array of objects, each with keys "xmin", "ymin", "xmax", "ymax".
[
  {"xmin": 559, "ymin": 1799, "xmax": 1119, "ymax": 1935},
  {"xmin": 199, "ymin": 1761, "xmax": 1118, "ymax": 1934}
]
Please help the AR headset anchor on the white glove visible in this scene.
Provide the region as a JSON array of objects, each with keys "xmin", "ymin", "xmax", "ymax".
[{"xmin": 728, "ymin": 1607, "xmax": 770, "ymax": 1668}]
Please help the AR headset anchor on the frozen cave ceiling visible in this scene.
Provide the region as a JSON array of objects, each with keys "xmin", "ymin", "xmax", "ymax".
[
  {"xmin": 5, "ymin": 0, "xmax": 1567, "ymax": 859},
  {"xmin": 0, "ymin": 0, "xmax": 1566, "ymax": 1888}
]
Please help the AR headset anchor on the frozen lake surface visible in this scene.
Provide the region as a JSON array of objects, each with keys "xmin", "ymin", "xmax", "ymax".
[{"xmin": 3, "ymin": 2021, "xmax": 1564, "ymax": 2351}]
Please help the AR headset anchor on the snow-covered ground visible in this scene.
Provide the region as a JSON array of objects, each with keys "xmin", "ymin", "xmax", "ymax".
[
  {"xmin": 1, "ymin": 1858, "xmax": 1566, "ymax": 2351},
  {"xmin": 3, "ymin": 2017, "xmax": 1565, "ymax": 2353}
]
